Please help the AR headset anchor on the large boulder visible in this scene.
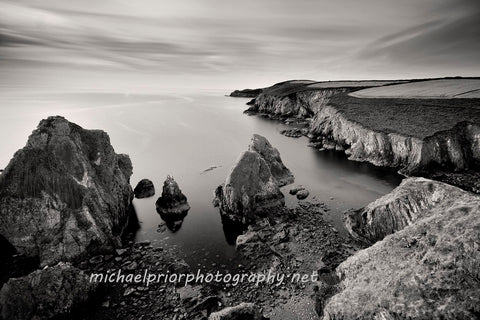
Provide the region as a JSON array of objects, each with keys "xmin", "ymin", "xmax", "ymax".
[
  {"xmin": 209, "ymin": 303, "xmax": 266, "ymax": 320},
  {"xmin": 248, "ymin": 134, "xmax": 294, "ymax": 186},
  {"xmin": 133, "ymin": 178, "xmax": 155, "ymax": 198},
  {"xmin": 156, "ymin": 176, "xmax": 190, "ymax": 217},
  {"xmin": 344, "ymin": 177, "xmax": 465, "ymax": 244},
  {"xmin": 0, "ymin": 116, "xmax": 134, "ymax": 266},
  {"xmin": 213, "ymin": 150, "xmax": 284, "ymax": 225},
  {"xmin": 0, "ymin": 262, "xmax": 100, "ymax": 320},
  {"xmin": 319, "ymin": 180, "xmax": 480, "ymax": 319}
]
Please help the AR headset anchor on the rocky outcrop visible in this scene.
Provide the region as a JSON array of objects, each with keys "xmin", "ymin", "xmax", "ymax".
[
  {"xmin": 155, "ymin": 176, "xmax": 190, "ymax": 217},
  {"xmin": 230, "ymin": 88, "xmax": 263, "ymax": 98},
  {"xmin": 0, "ymin": 262, "xmax": 99, "ymax": 320},
  {"xmin": 345, "ymin": 177, "xmax": 466, "ymax": 243},
  {"xmin": 213, "ymin": 150, "xmax": 284, "ymax": 225},
  {"xmin": 134, "ymin": 179, "xmax": 155, "ymax": 198},
  {"xmin": 319, "ymin": 186, "xmax": 480, "ymax": 319},
  {"xmin": 248, "ymin": 134, "xmax": 294, "ymax": 186},
  {"xmin": 310, "ymin": 106, "xmax": 480, "ymax": 175},
  {"xmin": 0, "ymin": 116, "xmax": 134, "ymax": 266},
  {"xmin": 209, "ymin": 303, "xmax": 266, "ymax": 320}
]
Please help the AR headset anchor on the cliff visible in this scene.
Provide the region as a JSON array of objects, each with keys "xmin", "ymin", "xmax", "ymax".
[
  {"xmin": 0, "ymin": 116, "xmax": 134, "ymax": 266},
  {"xmin": 344, "ymin": 177, "xmax": 466, "ymax": 243},
  {"xmin": 230, "ymin": 88, "xmax": 263, "ymax": 98},
  {"xmin": 318, "ymin": 180, "xmax": 480, "ymax": 319}
]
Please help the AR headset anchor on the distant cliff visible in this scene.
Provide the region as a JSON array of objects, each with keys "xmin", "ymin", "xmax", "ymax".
[
  {"xmin": 0, "ymin": 116, "xmax": 134, "ymax": 266},
  {"xmin": 230, "ymin": 88, "xmax": 263, "ymax": 98}
]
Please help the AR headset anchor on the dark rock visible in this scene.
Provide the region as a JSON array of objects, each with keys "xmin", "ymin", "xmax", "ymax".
[
  {"xmin": 289, "ymin": 186, "xmax": 305, "ymax": 195},
  {"xmin": 229, "ymin": 88, "xmax": 263, "ymax": 98},
  {"xmin": 209, "ymin": 303, "xmax": 266, "ymax": 320},
  {"xmin": 0, "ymin": 262, "xmax": 100, "ymax": 320},
  {"xmin": 0, "ymin": 116, "xmax": 134, "ymax": 266},
  {"xmin": 248, "ymin": 134, "xmax": 294, "ymax": 186},
  {"xmin": 156, "ymin": 175, "xmax": 190, "ymax": 217},
  {"xmin": 296, "ymin": 189, "xmax": 309, "ymax": 200},
  {"xmin": 213, "ymin": 150, "xmax": 284, "ymax": 225},
  {"xmin": 134, "ymin": 179, "xmax": 155, "ymax": 198},
  {"xmin": 280, "ymin": 128, "xmax": 304, "ymax": 138}
]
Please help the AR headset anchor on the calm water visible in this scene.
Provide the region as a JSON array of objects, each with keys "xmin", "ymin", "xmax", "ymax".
[{"xmin": 0, "ymin": 91, "xmax": 402, "ymax": 271}]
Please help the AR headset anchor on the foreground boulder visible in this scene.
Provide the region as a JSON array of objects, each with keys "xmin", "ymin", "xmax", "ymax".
[
  {"xmin": 213, "ymin": 150, "xmax": 284, "ymax": 225},
  {"xmin": 133, "ymin": 179, "xmax": 155, "ymax": 198},
  {"xmin": 0, "ymin": 262, "xmax": 100, "ymax": 320},
  {"xmin": 344, "ymin": 177, "xmax": 465, "ymax": 243},
  {"xmin": 248, "ymin": 134, "xmax": 294, "ymax": 186},
  {"xmin": 319, "ymin": 179, "xmax": 480, "ymax": 319},
  {"xmin": 156, "ymin": 176, "xmax": 190, "ymax": 217},
  {"xmin": 209, "ymin": 303, "xmax": 266, "ymax": 320},
  {"xmin": 0, "ymin": 116, "xmax": 134, "ymax": 266}
]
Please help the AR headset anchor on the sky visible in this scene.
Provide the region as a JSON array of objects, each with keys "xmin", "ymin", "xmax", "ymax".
[{"xmin": 1, "ymin": 0, "xmax": 479, "ymax": 92}]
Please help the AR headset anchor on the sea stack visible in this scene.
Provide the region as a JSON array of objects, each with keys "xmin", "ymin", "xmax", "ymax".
[
  {"xmin": 213, "ymin": 134, "xmax": 289, "ymax": 225},
  {"xmin": 0, "ymin": 116, "xmax": 134, "ymax": 266},
  {"xmin": 134, "ymin": 179, "xmax": 155, "ymax": 198},
  {"xmin": 156, "ymin": 176, "xmax": 190, "ymax": 217}
]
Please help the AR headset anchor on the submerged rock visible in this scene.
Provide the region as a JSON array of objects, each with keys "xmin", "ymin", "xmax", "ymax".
[
  {"xmin": 0, "ymin": 262, "xmax": 99, "ymax": 320},
  {"xmin": 156, "ymin": 175, "xmax": 190, "ymax": 217},
  {"xmin": 213, "ymin": 150, "xmax": 284, "ymax": 225},
  {"xmin": 133, "ymin": 179, "xmax": 155, "ymax": 198},
  {"xmin": 296, "ymin": 189, "xmax": 309, "ymax": 200},
  {"xmin": 209, "ymin": 302, "xmax": 266, "ymax": 320},
  {"xmin": 320, "ymin": 185, "xmax": 480, "ymax": 319},
  {"xmin": 248, "ymin": 134, "xmax": 294, "ymax": 186},
  {"xmin": 344, "ymin": 177, "xmax": 466, "ymax": 244},
  {"xmin": 0, "ymin": 116, "xmax": 134, "ymax": 266},
  {"xmin": 289, "ymin": 185, "xmax": 305, "ymax": 195}
]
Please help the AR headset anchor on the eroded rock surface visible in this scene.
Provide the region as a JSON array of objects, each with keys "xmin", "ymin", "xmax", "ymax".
[
  {"xmin": 319, "ymin": 179, "xmax": 480, "ymax": 320},
  {"xmin": 0, "ymin": 262, "xmax": 99, "ymax": 320},
  {"xmin": 345, "ymin": 177, "xmax": 466, "ymax": 243},
  {"xmin": 249, "ymin": 134, "xmax": 294, "ymax": 186},
  {"xmin": 133, "ymin": 179, "xmax": 155, "ymax": 198},
  {"xmin": 155, "ymin": 175, "xmax": 190, "ymax": 217},
  {"xmin": 0, "ymin": 116, "xmax": 134, "ymax": 266},
  {"xmin": 213, "ymin": 150, "xmax": 284, "ymax": 225}
]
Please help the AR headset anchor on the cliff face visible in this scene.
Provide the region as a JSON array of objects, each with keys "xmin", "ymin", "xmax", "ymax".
[
  {"xmin": 246, "ymin": 89, "xmax": 347, "ymax": 119},
  {"xmin": 0, "ymin": 116, "xmax": 134, "ymax": 266},
  {"xmin": 319, "ymin": 183, "xmax": 480, "ymax": 319},
  {"xmin": 310, "ymin": 106, "xmax": 480, "ymax": 175},
  {"xmin": 344, "ymin": 177, "xmax": 466, "ymax": 244}
]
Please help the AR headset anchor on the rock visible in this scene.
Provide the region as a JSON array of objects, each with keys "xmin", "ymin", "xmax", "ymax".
[
  {"xmin": 229, "ymin": 88, "xmax": 263, "ymax": 98},
  {"xmin": 209, "ymin": 302, "xmax": 266, "ymax": 320},
  {"xmin": 296, "ymin": 189, "xmax": 309, "ymax": 200},
  {"xmin": 0, "ymin": 116, "xmax": 134, "ymax": 266},
  {"xmin": 235, "ymin": 230, "xmax": 259, "ymax": 249},
  {"xmin": 133, "ymin": 179, "xmax": 155, "ymax": 198},
  {"xmin": 280, "ymin": 128, "xmax": 304, "ymax": 138},
  {"xmin": 156, "ymin": 176, "xmax": 190, "ymax": 216},
  {"xmin": 320, "ymin": 187, "xmax": 480, "ymax": 319},
  {"xmin": 344, "ymin": 177, "xmax": 466, "ymax": 244},
  {"xmin": 289, "ymin": 186, "xmax": 305, "ymax": 195},
  {"xmin": 0, "ymin": 262, "xmax": 99, "ymax": 320},
  {"xmin": 248, "ymin": 134, "xmax": 294, "ymax": 186},
  {"xmin": 213, "ymin": 150, "xmax": 284, "ymax": 225}
]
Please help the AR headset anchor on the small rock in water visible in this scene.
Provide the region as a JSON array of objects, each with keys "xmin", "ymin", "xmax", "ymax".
[
  {"xmin": 134, "ymin": 179, "xmax": 155, "ymax": 199},
  {"xmin": 289, "ymin": 185, "xmax": 305, "ymax": 195},
  {"xmin": 296, "ymin": 189, "xmax": 310, "ymax": 200}
]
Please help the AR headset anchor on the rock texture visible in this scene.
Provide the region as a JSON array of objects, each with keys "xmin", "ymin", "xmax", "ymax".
[
  {"xmin": 213, "ymin": 150, "xmax": 285, "ymax": 225},
  {"xmin": 320, "ymin": 187, "xmax": 480, "ymax": 319},
  {"xmin": 209, "ymin": 303, "xmax": 265, "ymax": 320},
  {"xmin": 345, "ymin": 177, "xmax": 466, "ymax": 244},
  {"xmin": 155, "ymin": 175, "xmax": 190, "ymax": 216},
  {"xmin": 0, "ymin": 116, "xmax": 134, "ymax": 266},
  {"xmin": 133, "ymin": 179, "xmax": 155, "ymax": 198},
  {"xmin": 248, "ymin": 134, "xmax": 294, "ymax": 186},
  {"xmin": 0, "ymin": 262, "xmax": 99, "ymax": 320}
]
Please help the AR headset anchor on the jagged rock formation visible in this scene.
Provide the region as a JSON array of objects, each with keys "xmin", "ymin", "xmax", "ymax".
[
  {"xmin": 318, "ymin": 185, "xmax": 480, "ymax": 319},
  {"xmin": 209, "ymin": 303, "xmax": 266, "ymax": 320},
  {"xmin": 0, "ymin": 116, "xmax": 134, "ymax": 266},
  {"xmin": 213, "ymin": 150, "xmax": 285, "ymax": 225},
  {"xmin": 155, "ymin": 176, "xmax": 190, "ymax": 216},
  {"xmin": 344, "ymin": 177, "xmax": 466, "ymax": 243},
  {"xmin": 134, "ymin": 179, "xmax": 155, "ymax": 198},
  {"xmin": 230, "ymin": 88, "xmax": 263, "ymax": 98},
  {"xmin": 0, "ymin": 262, "xmax": 99, "ymax": 320},
  {"xmin": 248, "ymin": 134, "xmax": 294, "ymax": 186}
]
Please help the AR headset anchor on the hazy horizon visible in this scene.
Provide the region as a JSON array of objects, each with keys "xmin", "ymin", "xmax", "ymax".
[{"xmin": 1, "ymin": 0, "xmax": 479, "ymax": 93}]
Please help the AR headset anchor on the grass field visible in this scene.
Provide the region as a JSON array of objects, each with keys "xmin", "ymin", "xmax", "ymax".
[{"xmin": 329, "ymin": 93, "xmax": 480, "ymax": 138}]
